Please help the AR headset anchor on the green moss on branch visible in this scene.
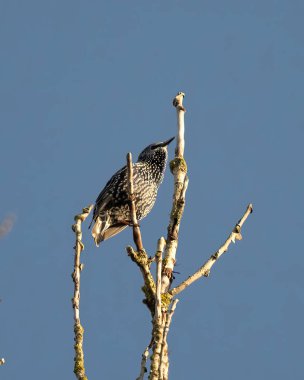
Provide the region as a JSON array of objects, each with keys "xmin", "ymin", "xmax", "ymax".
[
  {"xmin": 127, "ymin": 246, "xmax": 156, "ymax": 314},
  {"xmin": 74, "ymin": 322, "xmax": 88, "ymax": 380},
  {"xmin": 169, "ymin": 157, "xmax": 187, "ymax": 174}
]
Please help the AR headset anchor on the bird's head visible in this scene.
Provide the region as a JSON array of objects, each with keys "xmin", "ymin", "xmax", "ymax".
[{"xmin": 138, "ymin": 137, "xmax": 175, "ymax": 162}]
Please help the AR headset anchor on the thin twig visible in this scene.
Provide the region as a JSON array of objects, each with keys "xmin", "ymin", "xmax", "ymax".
[
  {"xmin": 136, "ymin": 347, "xmax": 150, "ymax": 380},
  {"xmin": 172, "ymin": 92, "xmax": 186, "ymax": 157},
  {"xmin": 169, "ymin": 204, "xmax": 253, "ymax": 297},
  {"xmin": 159, "ymin": 299, "xmax": 179, "ymax": 380},
  {"xmin": 127, "ymin": 152, "xmax": 144, "ymax": 251},
  {"xmin": 161, "ymin": 92, "xmax": 188, "ymax": 294},
  {"xmin": 163, "ymin": 299, "xmax": 179, "ymax": 345},
  {"xmin": 126, "ymin": 152, "xmax": 156, "ymax": 312},
  {"xmin": 72, "ymin": 205, "xmax": 93, "ymax": 380}
]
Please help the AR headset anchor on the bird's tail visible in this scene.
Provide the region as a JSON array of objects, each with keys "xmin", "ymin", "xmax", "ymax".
[
  {"xmin": 91, "ymin": 216, "xmax": 104, "ymax": 247},
  {"xmin": 91, "ymin": 215, "xmax": 128, "ymax": 246}
]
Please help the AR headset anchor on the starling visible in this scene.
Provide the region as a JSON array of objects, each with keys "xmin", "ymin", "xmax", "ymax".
[{"xmin": 90, "ymin": 137, "xmax": 175, "ymax": 246}]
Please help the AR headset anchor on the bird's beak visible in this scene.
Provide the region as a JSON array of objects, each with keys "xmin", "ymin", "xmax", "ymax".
[{"xmin": 155, "ymin": 137, "xmax": 175, "ymax": 148}]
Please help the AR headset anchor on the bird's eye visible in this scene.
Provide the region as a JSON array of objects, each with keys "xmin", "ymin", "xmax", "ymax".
[{"xmin": 151, "ymin": 144, "xmax": 157, "ymax": 150}]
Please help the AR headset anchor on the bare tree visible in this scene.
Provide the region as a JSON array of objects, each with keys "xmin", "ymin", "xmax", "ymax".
[{"xmin": 71, "ymin": 93, "xmax": 253, "ymax": 380}]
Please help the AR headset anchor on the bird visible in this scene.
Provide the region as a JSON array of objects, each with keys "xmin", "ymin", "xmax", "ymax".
[{"xmin": 90, "ymin": 137, "xmax": 175, "ymax": 246}]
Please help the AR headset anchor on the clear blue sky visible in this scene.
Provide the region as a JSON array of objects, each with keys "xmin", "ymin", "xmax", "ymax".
[{"xmin": 1, "ymin": 1, "xmax": 303, "ymax": 379}]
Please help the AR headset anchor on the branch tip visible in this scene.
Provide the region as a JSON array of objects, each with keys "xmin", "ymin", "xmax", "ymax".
[
  {"xmin": 173, "ymin": 92, "xmax": 186, "ymax": 112},
  {"xmin": 169, "ymin": 203, "xmax": 253, "ymax": 297}
]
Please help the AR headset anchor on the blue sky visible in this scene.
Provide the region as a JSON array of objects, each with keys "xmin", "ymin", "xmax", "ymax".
[{"xmin": 1, "ymin": 1, "xmax": 304, "ymax": 379}]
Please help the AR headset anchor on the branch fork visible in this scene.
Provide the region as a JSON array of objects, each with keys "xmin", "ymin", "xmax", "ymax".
[{"xmin": 169, "ymin": 204, "xmax": 253, "ymax": 297}]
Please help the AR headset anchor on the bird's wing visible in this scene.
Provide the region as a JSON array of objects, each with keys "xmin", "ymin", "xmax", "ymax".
[
  {"xmin": 90, "ymin": 162, "xmax": 145, "ymax": 228},
  {"xmin": 96, "ymin": 166, "xmax": 127, "ymax": 204},
  {"xmin": 90, "ymin": 165, "xmax": 128, "ymax": 225}
]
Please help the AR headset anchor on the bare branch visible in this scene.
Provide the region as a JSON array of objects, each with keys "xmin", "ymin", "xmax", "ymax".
[
  {"xmin": 149, "ymin": 319, "xmax": 165, "ymax": 380},
  {"xmin": 172, "ymin": 91, "xmax": 186, "ymax": 157},
  {"xmin": 155, "ymin": 238, "xmax": 166, "ymax": 323},
  {"xmin": 126, "ymin": 152, "xmax": 157, "ymax": 312},
  {"xmin": 161, "ymin": 92, "xmax": 188, "ymax": 293},
  {"xmin": 127, "ymin": 152, "xmax": 144, "ymax": 251},
  {"xmin": 72, "ymin": 205, "xmax": 93, "ymax": 380},
  {"xmin": 169, "ymin": 204, "xmax": 253, "ymax": 297},
  {"xmin": 136, "ymin": 347, "xmax": 150, "ymax": 380},
  {"xmin": 159, "ymin": 299, "xmax": 179, "ymax": 380},
  {"xmin": 163, "ymin": 299, "xmax": 179, "ymax": 346},
  {"xmin": 148, "ymin": 239, "xmax": 167, "ymax": 380}
]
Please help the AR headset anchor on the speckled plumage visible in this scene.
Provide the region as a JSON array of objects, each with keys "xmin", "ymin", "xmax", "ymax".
[{"xmin": 90, "ymin": 137, "xmax": 174, "ymax": 246}]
